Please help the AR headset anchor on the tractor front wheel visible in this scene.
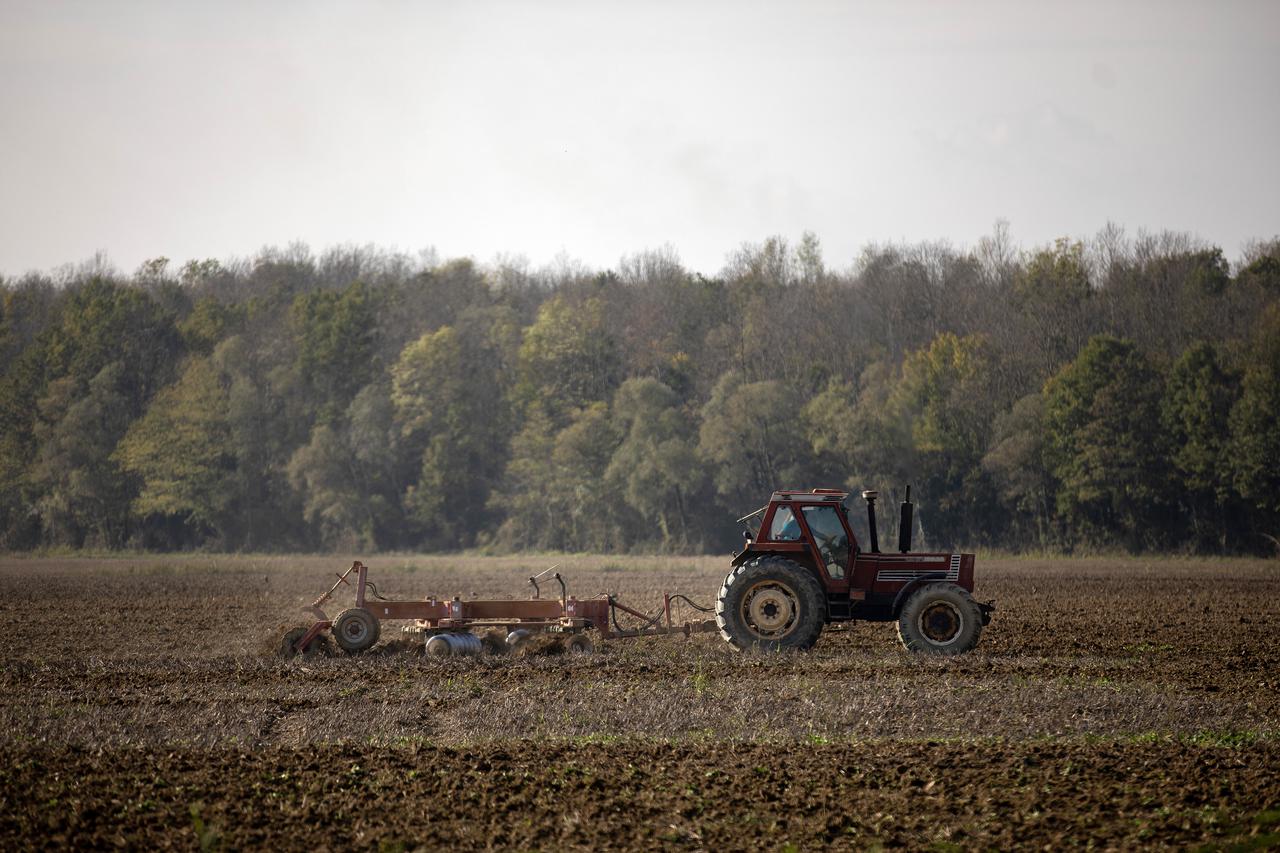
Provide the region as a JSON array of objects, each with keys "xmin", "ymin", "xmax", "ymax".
[
  {"xmin": 333, "ymin": 607, "xmax": 381, "ymax": 654},
  {"xmin": 896, "ymin": 583, "xmax": 982, "ymax": 655},
  {"xmin": 716, "ymin": 557, "xmax": 825, "ymax": 651}
]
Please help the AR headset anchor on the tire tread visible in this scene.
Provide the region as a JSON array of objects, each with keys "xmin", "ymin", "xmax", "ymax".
[
  {"xmin": 716, "ymin": 556, "xmax": 825, "ymax": 651},
  {"xmin": 895, "ymin": 582, "xmax": 982, "ymax": 655}
]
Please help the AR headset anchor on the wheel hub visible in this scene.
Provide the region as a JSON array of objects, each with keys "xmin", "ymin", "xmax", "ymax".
[
  {"xmin": 919, "ymin": 601, "xmax": 962, "ymax": 644},
  {"xmin": 743, "ymin": 582, "xmax": 798, "ymax": 639}
]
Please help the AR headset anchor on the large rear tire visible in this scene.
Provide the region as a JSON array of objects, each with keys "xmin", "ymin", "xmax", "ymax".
[
  {"xmin": 896, "ymin": 583, "xmax": 982, "ymax": 655},
  {"xmin": 716, "ymin": 557, "xmax": 825, "ymax": 651},
  {"xmin": 333, "ymin": 607, "xmax": 380, "ymax": 654}
]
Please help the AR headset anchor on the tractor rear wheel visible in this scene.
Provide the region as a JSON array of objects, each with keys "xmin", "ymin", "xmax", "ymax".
[
  {"xmin": 333, "ymin": 607, "xmax": 380, "ymax": 654},
  {"xmin": 716, "ymin": 557, "xmax": 825, "ymax": 651},
  {"xmin": 896, "ymin": 583, "xmax": 982, "ymax": 655}
]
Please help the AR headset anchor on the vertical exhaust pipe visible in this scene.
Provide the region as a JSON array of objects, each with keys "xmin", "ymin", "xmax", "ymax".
[
  {"xmin": 861, "ymin": 490, "xmax": 880, "ymax": 553},
  {"xmin": 898, "ymin": 485, "xmax": 913, "ymax": 553}
]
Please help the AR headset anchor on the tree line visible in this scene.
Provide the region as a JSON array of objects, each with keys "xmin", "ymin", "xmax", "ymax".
[{"xmin": 2, "ymin": 225, "xmax": 1278, "ymax": 555}]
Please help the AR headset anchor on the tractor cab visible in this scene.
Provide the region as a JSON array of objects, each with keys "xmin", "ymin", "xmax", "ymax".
[{"xmin": 748, "ymin": 489, "xmax": 854, "ymax": 585}]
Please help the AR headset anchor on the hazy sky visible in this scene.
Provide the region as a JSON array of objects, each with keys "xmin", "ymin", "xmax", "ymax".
[{"xmin": 1, "ymin": 0, "xmax": 1277, "ymax": 278}]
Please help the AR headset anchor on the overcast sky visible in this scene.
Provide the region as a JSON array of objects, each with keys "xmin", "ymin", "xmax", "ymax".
[{"xmin": 1, "ymin": 0, "xmax": 1277, "ymax": 279}]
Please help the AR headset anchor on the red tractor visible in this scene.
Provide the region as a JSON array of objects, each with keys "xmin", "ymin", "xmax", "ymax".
[{"xmin": 717, "ymin": 487, "xmax": 993, "ymax": 654}]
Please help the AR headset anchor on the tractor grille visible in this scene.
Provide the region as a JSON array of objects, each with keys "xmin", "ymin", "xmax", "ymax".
[{"xmin": 875, "ymin": 554, "xmax": 961, "ymax": 583}]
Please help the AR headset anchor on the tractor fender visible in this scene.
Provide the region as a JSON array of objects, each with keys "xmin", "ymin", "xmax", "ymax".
[
  {"xmin": 731, "ymin": 545, "xmax": 824, "ymax": 588},
  {"xmin": 890, "ymin": 572, "xmax": 949, "ymax": 617},
  {"xmin": 731, "ymin": 542, "xmax": 812, "ymax": 567}
]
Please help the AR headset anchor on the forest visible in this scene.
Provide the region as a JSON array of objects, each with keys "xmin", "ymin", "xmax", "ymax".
[{"xmin": 1, "ymin": 224, "xmax": 1278, "ymax": 555}]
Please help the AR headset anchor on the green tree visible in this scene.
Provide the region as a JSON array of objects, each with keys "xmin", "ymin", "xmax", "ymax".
[
  {"xmin": 180, "ymin": 297, "xmax": 244, "ymax": 355},
  {"xmin": 493, "ymin": 407, "xmax": 559, "ymax": 550},
  {"xmin": 1182, "ymin": 248, "xmax": 1232, "ymax": 296},
  {"xmin": 699, "ymin": 371, "xmax": 812, "ymax": 505},
  {"xmin": 893, "ymin": 334, "xmax": 990, "ymax": 453},
  {"xmin": 888, "ymin": 333, "xmax": 1003, "ymax": 547},
  {"xmin": 803, "ymin": 377, "xmax": 861, "ymax": 474},
  {"xmin": 0, "ymin": 341, "xmax": 51, "ymax": 546},
  {"xmin": 43, "ymin": 277, "xmax": 182, "ymax": 415},
  {"xmin": 1012, "ymin": 238, "xmax": 1094, "ymax": 383},
  {"xmin": 1, "ymin": 230, "xmax": 1276, "ymax": 555},
  {"xmin": 115, "ymin": 332, "xmax": 304, "ymax": 549},
  {"xmin": 291, "ymin": 280, "xmax": 379, "ymax": 422},
  {"xmin": 29, "ymin": 364, "xmax": 134, "ymax": 547},
  {"xmin": 1162, "ymin": 342, "xmax": 1241, "ymax": 549},
  {"xmin": 6, "ymin": 278, "xmax": 183, "ymax": 546},
  {"xmin": 605, "ymin": 378, "xmax": 707, "ymax": 550},
  {"xmin": 1228, "ymin": 308, "xmax": 1280, "ymax": 542},
  {"xmin": 515, "ymin": 295, "xmax": 621, "ymax": 423},
  {"xmin": 493, "ymin": 404, "xmax": 624, "ymax": 551},
  {"xmin": 1238, "ymin": 254, "xmax": 1280, "ymax": 292},
  {"xmin": 803, "ymin": 335, "xmax": 1004, "ymax": 549},
  {"xmin": 392, "ymin": 313, "xmax": 510, "ymax": 547},
  {"xmin": 982, "ymin": 393, "xmax": 1055, "ymax": 547},
  {"xmin": 1043, "ymin": 336, "xmax": 1172, "ymax": 548},
  {"xmin": 0, "ymin": 278, "xmax": 58, "ymax": 369},
  {"xmin": 380, "ymin": 258, "xmax": 493, "ymax": 357},
  {"xmin": 114, "ymin": 355, "xmax": 236, "ymax": 542},
  {"xmin": 223, "ymin": 336, "xmax": 309, "ymax": 549},
  {"xmin": 803, "ymin": 361, "xmax": 911, "ymax": 491},
  {"xmin": 795, "ymin": 231, "xmax": 825, "ymax": 285},
  {"xmin": 551, "ymin": 403, "xmax": 626, "ymax": 550},
  {"xmin": 287, "ymin": 384, "xmax": 404, "ymax": 550}
]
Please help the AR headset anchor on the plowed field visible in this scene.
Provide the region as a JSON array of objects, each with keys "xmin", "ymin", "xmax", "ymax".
[{"xmin": 2, "ymin": 554, "xmax": 1278, "ymax": 850}]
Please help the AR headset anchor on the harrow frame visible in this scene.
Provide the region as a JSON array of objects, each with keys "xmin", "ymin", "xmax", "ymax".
[{"xmin": 287, "ymin": 561, "xmax": 716, "ymax": 655}]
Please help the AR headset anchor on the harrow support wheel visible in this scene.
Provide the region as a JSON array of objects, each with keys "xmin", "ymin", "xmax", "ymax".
[
  {"xmin": 896, "ymin": 582, "xmax": 983, "ymax": 655},
  {"xmin": 333, "ymin": 607, "xmax": 380, "ymax": 654},
  {"xmin": 506, "ymin": 629, "xmax": 533, "ymax": 653},
  {"xmin": 716, "ymin": 557, "xmax": 825, "ymax": 651},
  {"xmin": 565, "ymin": 633, "xmax": 594, "ymax": 655}
]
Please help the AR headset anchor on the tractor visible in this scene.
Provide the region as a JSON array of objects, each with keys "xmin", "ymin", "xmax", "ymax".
[{"xmin": 716, "ymin": 487, "xmax": 993, "ymax": 654}]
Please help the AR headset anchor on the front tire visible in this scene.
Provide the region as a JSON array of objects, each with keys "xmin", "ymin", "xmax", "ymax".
[
  {"xmin": 896, "ymin": 583, "xmax": 982, "ymax": 655},
  {"xmin": 716, "ymin": 557, "xmax": 825, "ymax": 651}
]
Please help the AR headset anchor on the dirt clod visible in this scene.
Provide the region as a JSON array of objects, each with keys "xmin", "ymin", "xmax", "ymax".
[
  {"xmin": 479, "ymin": 630, "xmax": 509, "ymax": 656},
  {"xmin": 515, "ymin": 634, "xmax": 565, "ymax": 657}
]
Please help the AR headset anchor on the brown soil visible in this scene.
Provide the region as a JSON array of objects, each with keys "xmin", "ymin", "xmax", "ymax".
[
  {"xmin": 516, "ymin": 633, "xmax": 567, "ymax": 657},
  {"xmin": 5, "ymin": 741, "xmax": 1278, "ymax": 850},
  {"xmin": 1, "ymin": 554, "xmax": 1277, "ymax": 849}
]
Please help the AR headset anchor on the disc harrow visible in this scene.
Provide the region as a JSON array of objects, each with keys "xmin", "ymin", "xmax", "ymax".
[{"xmin": 282, "ymin": 561, "xmax": 717, "ymax": 658}]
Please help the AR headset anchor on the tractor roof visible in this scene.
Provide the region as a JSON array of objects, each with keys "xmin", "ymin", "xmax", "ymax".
[{"xmin": 769, "ymin": 489, "xmax": 848, "ymax": 503}]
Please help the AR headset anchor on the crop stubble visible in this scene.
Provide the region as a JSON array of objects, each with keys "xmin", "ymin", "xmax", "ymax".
[{"xmin": 1, "ymin": 554, "xmax": 1277, "ymax": 849}]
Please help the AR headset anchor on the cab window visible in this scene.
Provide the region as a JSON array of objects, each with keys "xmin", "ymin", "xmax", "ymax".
[
  {"xmin": 801, "ymin": 505, "xmax": 849, "ymax": 579},
  {"xmin": 768, "ymin": 506, "xmax": 801, "ymax": 541}
]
